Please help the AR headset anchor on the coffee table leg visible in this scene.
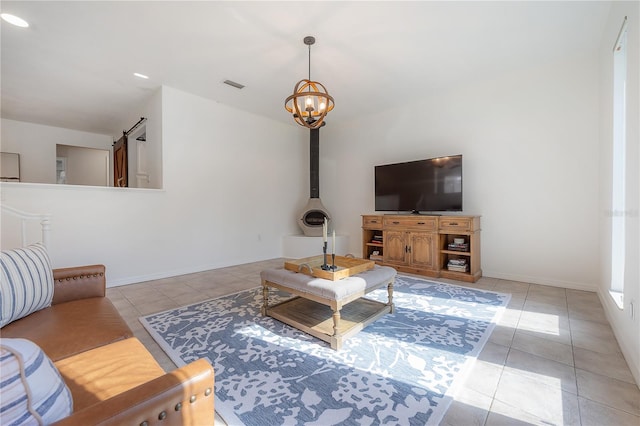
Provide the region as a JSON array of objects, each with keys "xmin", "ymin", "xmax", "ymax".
[
  {"xmin": 388, "ymin": 279, "xmax": 394, "ymax": 313},
  {"xmin": 261, "ymin": 282, "xmax": 269, "ymax": 316}
]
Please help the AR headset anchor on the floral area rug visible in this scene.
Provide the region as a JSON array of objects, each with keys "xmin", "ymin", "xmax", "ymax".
[{"xmin": 140, "ymin": 274, "xmax": 510, "ymax": 425}]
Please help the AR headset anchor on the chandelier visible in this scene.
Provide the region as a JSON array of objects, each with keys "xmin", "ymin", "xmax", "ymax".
[{"xmin": 285, "ymin": 36, "xmax": 335, "ymax": 129}]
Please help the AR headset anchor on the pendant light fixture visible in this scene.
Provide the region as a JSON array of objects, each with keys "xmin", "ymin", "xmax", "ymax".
[{"xmin": 285, "ymin": 36, "xmax": 335, "ymax": 129}]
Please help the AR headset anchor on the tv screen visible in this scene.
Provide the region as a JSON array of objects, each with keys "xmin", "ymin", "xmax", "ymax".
[{"xmin": 375, "ymin": 155, "xmax": 462, "ymax": 213}]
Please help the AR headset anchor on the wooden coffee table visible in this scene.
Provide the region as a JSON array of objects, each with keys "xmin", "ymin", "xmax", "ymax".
[{"xmin": 260, "ymin": 263, "xmax": 396, "ymax": 350}]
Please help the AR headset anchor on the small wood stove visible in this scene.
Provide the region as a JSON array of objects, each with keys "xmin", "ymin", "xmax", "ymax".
[{"xmin": 298, "ymin": 128, "xmax": 331, "ymax": 236}]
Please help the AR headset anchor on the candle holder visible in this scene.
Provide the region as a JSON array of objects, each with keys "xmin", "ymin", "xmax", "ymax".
[
  {"xmin": 321, "ymin": 241, "xmax": 330, "ymax": 270},
  {"xmin": 321, "ymin": 242, "xmax": 337, "ymax": 271}
]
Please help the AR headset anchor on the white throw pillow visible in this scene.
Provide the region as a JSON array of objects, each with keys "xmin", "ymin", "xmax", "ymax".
[
  {"xmin": 0, "ymin": 338, "xmax": 73, "ymax": 425},
  {"xmin": 0, "ymin": 243, "xmax": 54, "ymax": 328}
]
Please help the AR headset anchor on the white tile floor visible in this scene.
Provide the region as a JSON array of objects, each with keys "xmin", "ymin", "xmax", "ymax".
[{"xmin": 106, "ymin": 259, "xmax": 640, "ymax": 425}]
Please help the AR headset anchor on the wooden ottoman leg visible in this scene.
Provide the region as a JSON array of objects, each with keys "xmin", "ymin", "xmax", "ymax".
[
  {"xmin": 387, "ymin": 279, "xmax": 394, "ymax": 314},
  {"xmin": 261, "ymin": 281, "xmax": 269, "ymax": 316},
  {"xmin": 331, "ymin": 305, "xmax": 342, "ymax": 351}
]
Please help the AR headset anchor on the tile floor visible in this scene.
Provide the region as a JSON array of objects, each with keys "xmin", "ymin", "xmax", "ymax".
[{"xmin": 106, "ymin": 259, "xmax": 640, "ymax": 425}]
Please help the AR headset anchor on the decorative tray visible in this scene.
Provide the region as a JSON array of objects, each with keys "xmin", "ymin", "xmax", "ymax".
[{"xmin": 284, "ymin": 255, "xmax": 375, "ymax": 281}]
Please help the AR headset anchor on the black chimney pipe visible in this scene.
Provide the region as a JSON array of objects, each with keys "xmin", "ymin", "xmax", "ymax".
[{"xmin": 310, "ymin": 128, "xmax": 320, "ymax": 198}]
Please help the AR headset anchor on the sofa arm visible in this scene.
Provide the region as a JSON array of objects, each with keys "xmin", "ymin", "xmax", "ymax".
[
  {"xmin": 52, "ymin": 359, "xmax": 215, "ymax": 426},
  {"xmin": 52, "ymin": 264, "xmax": 106, "ymax": 305}
]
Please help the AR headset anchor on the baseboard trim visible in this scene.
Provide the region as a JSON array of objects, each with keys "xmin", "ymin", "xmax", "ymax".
[
  {"xmin": 105, "ymin": 257, "xmax": 270, "ymax": 288},
  {"xmin": 106, "ymin": 265, "xmax": 221, "ymax": 287},
  {"xmin": 483, "ymin": 270, "xmax": 597, "ymax": 292},
  {"xmin": 597, "ymin": 289, "xmax": 640, "ymax": 387}
]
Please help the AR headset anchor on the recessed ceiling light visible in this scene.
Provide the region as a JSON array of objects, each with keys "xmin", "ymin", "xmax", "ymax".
[
  {"xmin": 1, "ymin": 13, "xmax": 29, "ymax": 28},
  {"xmin": 223, "ymin": 80, "xmax": 245, "ymax": 89},
  {"xmin": 133, "ymin": 72, "xmax": 149, "ymax": 79}
]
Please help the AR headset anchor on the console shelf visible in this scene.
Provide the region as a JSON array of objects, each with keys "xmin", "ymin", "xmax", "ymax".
[{"xmin": 362, "ymin": 214, "xmax": 481, "ymax": 283}]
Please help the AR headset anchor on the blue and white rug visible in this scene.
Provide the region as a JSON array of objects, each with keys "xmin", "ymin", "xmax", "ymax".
[{"xmin": 140, "ymin": 274, "xmax": 510, "ymax": 426}]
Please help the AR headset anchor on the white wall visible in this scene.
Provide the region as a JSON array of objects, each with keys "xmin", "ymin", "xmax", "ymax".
[
  {"xmin": 598, "ymin": 1, "xmax": 640, "ymax": 385},
  {"xmin": 1, "ymin": 86, "xmax": 307, "ymax": 286},
  {"xmin": 1, "ymin": 119, "xmax": 112, "ymax": 184},
  {"xmin": 323, "ymin": 53, "xmax": 601, "ymax": 292}
]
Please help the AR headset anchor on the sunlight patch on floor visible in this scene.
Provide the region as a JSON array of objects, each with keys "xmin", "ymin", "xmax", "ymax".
[{"xmin": 518, "ymin": 311, "xmax": 562, "ymax": 337}]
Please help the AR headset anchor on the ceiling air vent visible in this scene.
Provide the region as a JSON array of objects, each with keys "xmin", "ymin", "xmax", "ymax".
[{"xmin": 223, "ymin": 80, "xmax": 245, "ymax": 89}]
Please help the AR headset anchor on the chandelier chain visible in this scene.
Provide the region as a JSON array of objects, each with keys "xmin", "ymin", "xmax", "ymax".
[{"xmin": 308, "ymin": 44, "xmax": 311, "ymax": 82}]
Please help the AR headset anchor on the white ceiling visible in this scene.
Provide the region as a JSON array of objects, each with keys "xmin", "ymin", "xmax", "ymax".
[{"xmin": 1, "ymin": 1, "xmax": 611, "ymax": 136}]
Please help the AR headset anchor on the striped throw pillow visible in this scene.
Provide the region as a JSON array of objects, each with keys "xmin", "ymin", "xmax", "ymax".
[
  {"xmin": 0, "ymin": 338, "xmax": 73, "ymax": 425},
  {"xmin": 0, "ymin": 243, "xmax": 54, "ymax": 328}
]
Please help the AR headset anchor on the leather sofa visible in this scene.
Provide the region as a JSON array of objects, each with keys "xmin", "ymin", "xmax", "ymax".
[{"xmin": 1, "ymin": 264, "xmax": 215, "ymax": 425}]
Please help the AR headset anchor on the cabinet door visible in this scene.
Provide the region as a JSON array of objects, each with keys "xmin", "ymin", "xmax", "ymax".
[
  {"xmin": 409, "ymin": 232, "xmax": 435, "ymax": 269},
  {"xmin": 383, "ymin": 230, "xmax": 407, "ymax": 265}
]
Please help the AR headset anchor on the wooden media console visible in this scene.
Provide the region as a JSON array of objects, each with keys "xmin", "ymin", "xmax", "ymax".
[{"xmin": 362, "ymin": 214, "xmax": 482, "ymax": 283}]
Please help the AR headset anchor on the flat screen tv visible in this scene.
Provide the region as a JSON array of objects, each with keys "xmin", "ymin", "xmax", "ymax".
[{"xmin": 375, "ymin": 155, "xmax": 462, "ymax": 213}]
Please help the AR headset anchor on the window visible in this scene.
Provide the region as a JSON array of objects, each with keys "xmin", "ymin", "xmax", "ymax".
[{"xmin": 610, "ymin": 17, "xmax": 627, "ymax": 307}]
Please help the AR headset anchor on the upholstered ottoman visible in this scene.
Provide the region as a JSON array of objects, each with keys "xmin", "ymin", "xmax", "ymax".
[{"xmin": 260, "ymin": 265, "xmax": 397, "ymax": 350}]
